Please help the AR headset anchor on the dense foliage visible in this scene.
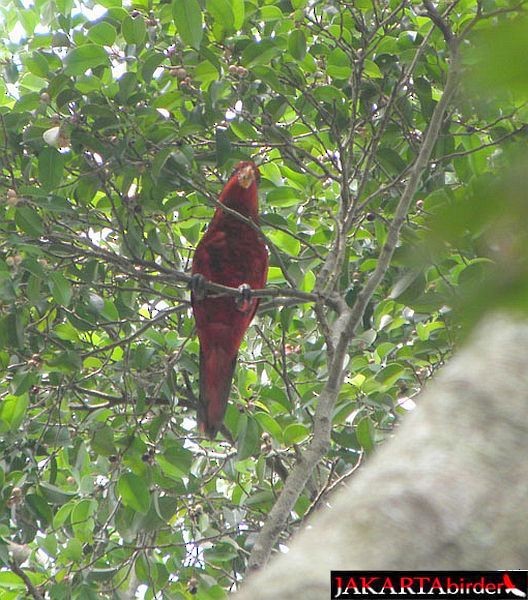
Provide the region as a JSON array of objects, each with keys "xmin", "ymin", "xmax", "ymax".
[{"xmin": 0, "ymin": 0, "xmax": 527, "ymax": 597}]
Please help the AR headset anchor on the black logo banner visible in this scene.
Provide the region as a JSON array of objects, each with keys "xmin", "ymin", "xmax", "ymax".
[{"xmin": 330, "ymin": 571, "xmax": 528, "ymax": 599}]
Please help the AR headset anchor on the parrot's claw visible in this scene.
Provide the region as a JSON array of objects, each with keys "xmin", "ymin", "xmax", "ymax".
[
  {"xmin": 190, "ymin": 273, "xmax": 207, "ymax": 301},
  {"xmin": 236, "ymin": 283, "xmax": 253, "ymax": 312}
]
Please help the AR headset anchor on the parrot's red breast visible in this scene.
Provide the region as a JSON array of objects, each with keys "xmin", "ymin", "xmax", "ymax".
[{"xmin": 191, "ymin": 161, "xmax": 268, "ymax": 438}]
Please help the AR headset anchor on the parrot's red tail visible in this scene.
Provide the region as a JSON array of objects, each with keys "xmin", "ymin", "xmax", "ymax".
[{"xmin": 198, "ymin": 346, "xmax": 238, "ymax": 438}]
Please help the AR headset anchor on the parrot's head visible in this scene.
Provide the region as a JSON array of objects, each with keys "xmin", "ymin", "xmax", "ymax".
[
  {"xmin": 218, "ymin": 160, "xmax": 261, "ymax": 219},
  {"xmin": 233, "ymin": 161, "xmax": 260, "ymax": 189}
]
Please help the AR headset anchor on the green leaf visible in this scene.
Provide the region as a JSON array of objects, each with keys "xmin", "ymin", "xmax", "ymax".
[
  {"xmin": 141, "ymin": 51, "xmax": 165, "ymax": 83},
  {"xmin": 17, "ymin": 8, "xmax": 38, "ymax": 35},
  {"xmin": 92, "ymin": 424, "xmax": 117, "ymax": 456},
  {"xmin": 101, "ymin": 299, "xmax": 119, "ymax": 321},
  {"xmin": 260, "ymin": 5, "xmax": 283, "ymax": 21},
  {"xmin": 254, "ymin": 412, "xmax": 283, "ymax": 442},
  {"xmin": 268, "ymin": 230, "xmax": 300, "ymax": 256},
  {"xmin": 0, "ymin": 394, "xmax": 29, "ymax": 432},
  {"xmin": 267, "ymin": 266, "xmax": 287, "ymax": 283},
  {"xmin": 231, "ymin": 0, "xmax": 244, "ymax": 29},
  {"xmin": 267, "ymin": 187, "xmax": 298, "ymax": 207},
  {"xmin": 237, "ymin": 417, "xmax": 259, "ymax": 460},
  {"xmin": 356, "ymin": 417, "xmax": 375, "ymax": 453},
  {"xmin": 26, "ymin": 493, "xmax": 53, "ymax": 525},
  {"xmin": 122, "ymin": 15, "xmax": 146, "ymax": 45},
  {"xmin": 377, "ymin": 147, "xmax": 406, "ymax": 175},
  {"xmin": 1, "ymin": 313, "xmax": 25, "ymax": 349},
  {"xmin": 25, "ymin": 52, "xmax": 49, "ymax": 77},
  {"xmin": 38, "ymin": 147, "xmax": 65, "ymax": 190},
  {"xmin": 416, "ymin": 321, "xmax": 445, "ymax": 341},
  {"xmin": 0, "ymin": 571, "xmax": 26, "ymax": 589},
  {"xmin": 364, "ymin": 59, "xmax": 383, "ymax": 78},
  {"xmin": 64, "ymin": 44, "xmax": 109, "ymax": 75},
  {"xmin": 87, "ymin": 22, "xmax": 117, "ymax": 45},
  {"xmin": 63, "ymin": 538, "xmax": 83, "ymax": 562},
  {"xmin": 172, "ymin": 0, "xmax": 203, "ymax": 49},
  {"xmin": 245, "ymin": 489, "xmax": 275, "ymax": 508},
  {"xmin": 216, "ymin": 128, "xmax": 232, "ymax": 166},
  {"xmin": 327, "ymin": 47, "xmax": 352, "ymax": 79},
  {"xmin": 288, "ymin": 29, "xmax": 306, "ymax": 61},
  {"xmin": 152, "ymin": 148, "xmax": 173, "ymax": 179},
  {"xmin": 229, "ymin": 119, "xmax": 259, "ymax": 141},
  {"xmin": 40, "ymin": 482, "xmax": 77, "ymax": 505},
  {"xmin": 38, "ymin": 534, "xmax": 58, "ymax": 559},
  {"xmin": 313, "ymin": 85, "xmax": 345, "ymax": 103},
  {"xmin": 4, "ymin": 61, "xmax": 19, "ymax": 83},
  {"xmin": 165, "ymin": 445, "xmax": 193, "ymax": 472},
  {"xmin": 11, "ymin": 370, "xmax": 37, "ymax": 396},
  {"xmin": 283, "ymin": 423, "xmax": 310, "ymax": 445},
  {"xmin": 53, "ymin": 503, "xmax": 74, "ymax": 528},
  {"xmin": 205, "ymin": 542, "xmax": 239, "ymax": 563},
  {"xmin": 242, "ymin": 40, "xmax": 280, "ymax": 67},
  {"xmin": 206, "ymin": 0, "xmax": 234, "ymax": 31},
  {"xmin": 258, "ymin": 162, "xmax": 282, "ymax": 185},
  {"xmin": 118, "ymin": 72, "xmax": 137, "ymax": 102},
  {"xmin": 56, "ymin": 0, "xmax": 74, "ymax": 15},
  {"xmin": 195, "ymin": 60, "xmax": 219, "ymax": 88},
  {"xmin": 49, "ymin": 272, "xmax": 73, "ymax": 307},
  {"xmin": 117, "ymin": 472, "xmax": 151, "ymax": 514},
  {"xmin": 71, "ymin": 499, "xmax": 96, "ymax": 542},
  {"xmin": 87, "ymin": 292, "xmax": 105, "ymax": 314},
  {"xmin": 376, "ymin": 363, "xmax": 405, "ymax": 390},
  {"xmin": 300, "ymin": 269, "xmax": 315, "ymax": 293},
  {"xmin": 27, "ymin": 274, "xmax": 42, "ymax": 304},
  {"xmin": 15, "ymin": 206, "xmax": 44, "ymax": 236}
]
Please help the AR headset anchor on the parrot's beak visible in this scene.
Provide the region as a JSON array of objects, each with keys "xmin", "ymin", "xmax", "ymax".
[{"xmin": 237, "ymin": 164, "xmax": 256, "ymax": 189}]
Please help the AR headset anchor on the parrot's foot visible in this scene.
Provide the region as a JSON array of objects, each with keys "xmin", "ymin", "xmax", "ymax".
[
  {"xmin": 190, "ymin": 273, "xmax": 207, "ymax": 301},
  {"xmin": 236, "ymin": 283, "xmax": 253, "ymax": 312}
]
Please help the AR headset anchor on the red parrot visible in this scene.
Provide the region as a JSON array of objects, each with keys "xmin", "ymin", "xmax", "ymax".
[{"xmin": 191, "ymin": 161, "xmax": 268, "ymax": 438}]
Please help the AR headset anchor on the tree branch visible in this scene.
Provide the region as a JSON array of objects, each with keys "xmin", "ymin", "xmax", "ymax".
[
  {"xmin": 339, "ymin": 43, "xmax": 460, "ymax": 349},
  {"xmin": 247, "ymin": 39, "xmax": 461, "ymax": 572},
  {"xmin": 423, "ymin": 0, "xmax": 455, "ymax": 43},
  {"xmin": 9, "ymin": 561, "xmax": 44, "ymax": 600},
  {"xmin": 39, "ymin": 236, "xmax": 340, "ymax": 311}
]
